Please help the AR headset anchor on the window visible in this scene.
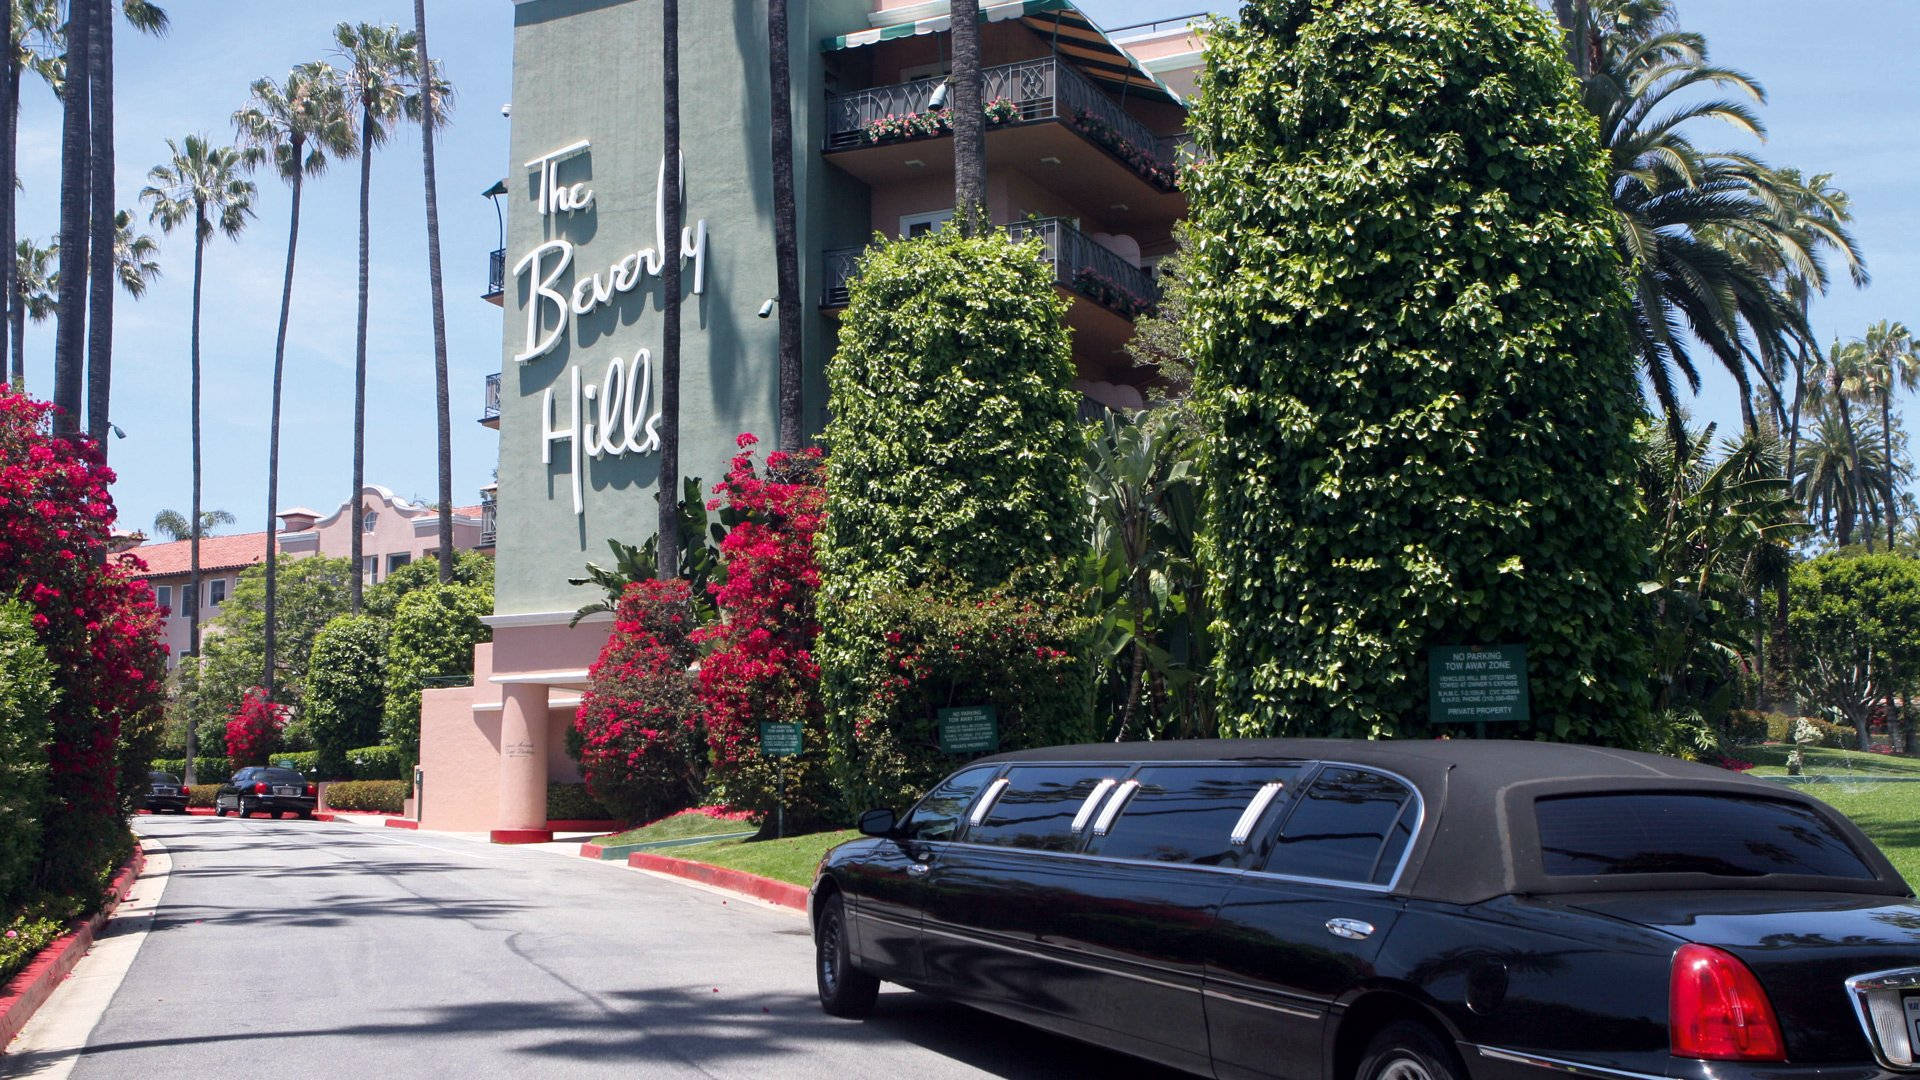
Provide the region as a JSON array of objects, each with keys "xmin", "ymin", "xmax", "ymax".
[
  {"xmin": 388, "ymin": 553, "xmax": 412, "ymax": 574},
  {"xmin": 904, "ymin": 765, "xmax": 1000, "ymax": 843},
  {"xmin": 154, "ymin": 585, "xmax": 171, "ymax": 612},
  {"xmin": 1536, "ymin": 793, "xmax": 1874, "ymax": 879},
  {"xmin": 181, "ymin": 586, "xmax": 196, "ymax": 617},
  {"xmin": 900, "ymin": 209, "xmax": 955, "ymax": 239},
  {"xmin": 208, "ymin": 578, "xmax": 227, "ymax": 607},
  {"xmin": 363, "ymin": 556, "xmax": 378, "ymax": 582},
  {"xmin": 1267, "ymin": 767, "xmax": 1415, "ymax": 885},
  {"xmin": 362, "ymin": 511, "xmax": 379, "ymax": 533},
  {"xmin": 966, "ymin": 765, "xmax": 1132, "ymax": 852},
  {"xmin": 1088, "ymin": 763, "xmax": 1303, "ymax": 867}
]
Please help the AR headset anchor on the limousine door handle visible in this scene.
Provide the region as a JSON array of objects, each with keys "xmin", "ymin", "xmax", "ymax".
[
  {"xmin": 1325, "ymin": 918, "xmax": 1374, "ymax": 940},
  {"xmin": 907, "ymin": 863, "xmax": 930, "ymax": 876}
]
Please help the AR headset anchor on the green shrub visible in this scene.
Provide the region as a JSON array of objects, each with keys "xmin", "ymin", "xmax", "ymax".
[
  {"xmin": 1722, "ymin": 710, "xmax": 1770, "ymax": 746},
  {"xmin": 151, "ymin": 755, "xmax": 236, "ymax": 784},
  {"xmin": 186, "ymin": 785, "xmax": 220, "ymax": 809},
  {"xmin": 1185, "ymin": 0, "xmax": 1650, "ymax": 743},
  {"xmin": 268, "ymin": 750, "xmax": 320, "ymax": 774},
  {"xmin": 303, "ymin": 614, "xmax": 389, "ymax": 778},
  {"xmin": 364, "ymin": 550, "xmax": 495, "ymax": 620},
  {"xmin": 0, "ymin": 601, "xmax": 57, "ymax": 908},
  {"xmin": 547, "ymin": 783, "xmax": 614, "ymax": 821},
  {"xmin": 344, "ymin": 744, "xmax": 411, "ymax": 781},
  {"xmin": 382, "ymin": 584, "xmax": 492, "ymax": 758},
  {"xmin": 0, "ymin": 902, "xmax": 68, "ymax": 984},
  {"xmin": 824, "ymin": 581, "xmax": 1096, "ymax": 816},
  {"xmin": 1762, "ymin": 712, "xmax": 1854, "ymax": 750},
  {"xmin": 323, "ymin": 780, "xmax": 409, "ymax": 814}
]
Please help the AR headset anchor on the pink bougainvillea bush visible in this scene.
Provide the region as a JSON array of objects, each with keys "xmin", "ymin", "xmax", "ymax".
[
  {"xmin": 574, "ymin": 578, "xmax": 705, "ymax": 825},
  {"xmin": 0, "ymin": 388, "xmax": 166, "ymax": 892},
  {"xmin": 224, "ymin": 687, "xmax": 289, "ymax": 766},
  {"xmin": 694, "ymin": 436, "xmax": 834, "ymax": 831}
]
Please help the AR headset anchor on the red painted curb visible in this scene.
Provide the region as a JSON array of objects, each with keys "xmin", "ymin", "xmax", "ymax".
[
  {"xmin": 489, "ymin": 829, "xmax": 553, "ymax": 844},
  {"xmin": 0, "ymin": 845, "xmax": 146, "ymax": 1049},
  {"xmin": 625, "ymin": 852, "xmax": 808, "ymax": 912},
  {"xmin": 383, "ymin": 818, "xmax": 419, "ymax": 831},
  {"xmin": 580, "ymin": 843, "xmax": 606, "ymax": 858}
]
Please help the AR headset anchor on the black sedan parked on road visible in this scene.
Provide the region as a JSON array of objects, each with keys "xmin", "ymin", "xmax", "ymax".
[
  {"xmin": 214, "ymin": 766, "xmax": 316, "ymax": 819},
  {"xmin": 812, "ymin": 739, "xmax": 1920, "ymax": 1080},
  {"xmin": 141, "ymin": 770, "xmax": 188, "ymax": 813}
]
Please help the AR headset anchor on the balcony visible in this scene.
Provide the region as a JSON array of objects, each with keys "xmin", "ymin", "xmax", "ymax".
[
  {"xmin": 824, "ymin": 56, "xmax": 1186, "ymax": 219},
  {"xmin": 479, "ymin": 492, "xmax": 496, "ymax": 549},
  {"xmin": 480, "ymin": 372, "xmax": 501, "ymax": 429},
  {"xmin": 823, "ymin": 218, "xmax": 1158, "ymax": 323},
  {"xmin": 484, "ymin": 248, "xmax": 505, "ymax": 306}
]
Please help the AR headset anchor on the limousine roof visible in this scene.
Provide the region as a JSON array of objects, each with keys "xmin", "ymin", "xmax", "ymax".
[{"xmin": 979, "ymin": 739, "xmax": 1909, "ymax": 903}]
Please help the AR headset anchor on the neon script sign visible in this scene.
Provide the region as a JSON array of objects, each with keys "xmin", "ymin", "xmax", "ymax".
[{"xmin": 514, "ymin": 139, "xmax": 711, "ymax": 515}]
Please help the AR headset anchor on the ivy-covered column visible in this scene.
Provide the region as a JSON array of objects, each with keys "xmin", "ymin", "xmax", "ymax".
[{"xmin": 493, "ymin": 681, "xmax": 551, "ymax": 843}]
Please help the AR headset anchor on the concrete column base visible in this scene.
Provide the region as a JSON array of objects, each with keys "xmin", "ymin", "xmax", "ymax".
[{"xmin": 490, "ymin": 828, "xmax": 556, "ymax": 845}]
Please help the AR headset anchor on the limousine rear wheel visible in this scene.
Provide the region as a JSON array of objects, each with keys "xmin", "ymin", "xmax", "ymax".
[
  {"xmin": 1356, "ymin": 1021, "xmax": 1464, "ymax": 1080},
  {"xmin": 816, "ymin": 893, "xmax": 879, "ymax": 1018}
]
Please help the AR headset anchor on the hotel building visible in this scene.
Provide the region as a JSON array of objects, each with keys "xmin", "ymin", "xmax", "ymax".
[{"xmin": 422, "ymin": 0, "xmax": 1202, "ymax": 839}]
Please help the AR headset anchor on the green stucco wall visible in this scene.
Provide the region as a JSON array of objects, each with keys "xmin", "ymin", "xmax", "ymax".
[{"xmin": 495, "ymin": 0, "xmax": 870, "ymax": 617}]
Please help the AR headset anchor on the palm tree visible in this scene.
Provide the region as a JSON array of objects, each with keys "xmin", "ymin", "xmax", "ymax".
[
  {"xmin": 410, "ymin": 0, "xmax": 457, "ymax": 584},
  {"xmin": 2, "ymin": 0, "xmax": 59, "ymax": 390},
  {"xmin": 334, "ymin": 21, "xmax": 416, "ymax": 612},
  {"xmin": 234, "ymin": 60, "xmax": 352, "ymax": 701},
  {"xmin": 9, "ymin": 236, "xmax": 50, "ymax": 387},
  {"xmin": 49, "ymin": 0, "xmax": 87, "ymax": 435},
  {"xmin": 151, "ymin": 507, "xmax": 234, "ymax": 540},
  {"xmin": 657, "ymin": 0, "xmax": 682, "ymax": 578},
  {"xmin": 140, "ymin": 134, "xmax": 256, "ymax": 683},
  {"xmin": 768, "ymin": 0, "xmax": 801, "ymax": 451},
  {"xmin": 949, "ymin": 0, "xmax": 985, "ymax": 232},
  {"xmin": 1804, "ymin": 339, "xmax": 1875, "ymax": 546},
  {"xmin": 1795, "ymin": 394, "xmax": 1898, "ymax": 550},
  {"xmin": 108, "ymin": 209, "xmax": 158, "ymax": 295},
  {"xmin": 1858, "ymin": 321, "xmax": 1920, "ymax": 550}
]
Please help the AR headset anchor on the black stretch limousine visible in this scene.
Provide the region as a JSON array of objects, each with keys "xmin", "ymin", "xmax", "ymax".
[{"xmin": 810, "ymin": 739, "xmax": 1920, "ymax": 1080}]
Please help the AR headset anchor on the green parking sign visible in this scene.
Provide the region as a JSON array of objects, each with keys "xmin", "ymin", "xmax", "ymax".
[
  {"xmin": 938, "ymin": 705, "xmax": 1000, "ymax": 754},
  {"xmin": 759, "ymin": 722, "xmax": 802, "ymax": 757}
]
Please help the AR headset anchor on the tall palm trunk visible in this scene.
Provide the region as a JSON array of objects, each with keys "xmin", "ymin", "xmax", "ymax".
[
  {"xmin": 187, "ymin": 211, "xmax": 205, "ymax": 685},
  {"xmin": 657, "ymin": 0, "xmax": 681, "ymax": 579},
  {"xmin": 263, "ymin": 158, "xmax": 306, "ymax": 700},
  {"xmin": 4, "ymin": 61, "xmax": 22, "ymax": 392},
  {"xmin": 0, "ymin": 0, "xmax": 13, "ymax": 389},
  {"xmin": 414, "ymin": 0, "xmax": 453, "ymax": 583},
  {"xmin": 769, "ymin": 0, "xmax": 801, "ymax": 451},
  {"xmin": 949, "ymin": 0, "xmax": 985, "ymax": 233},
  {"xmin": 350, "ymin": 107, "xmax": 373, "ymax": 611},
  {"xmin": 1883, "ymin": 387, "xmax": 1898, "ymax": 550},
  {"xmin": 1837, "ymin": 393, "xmax": 1860, "ymax": 547},
  {"xmin": 51, "ymin": 0, "xmax": 89, "ymax": 435},
  {"xmin": 84, "ymin": 0, "xmax": 113, "ymax": 451}
]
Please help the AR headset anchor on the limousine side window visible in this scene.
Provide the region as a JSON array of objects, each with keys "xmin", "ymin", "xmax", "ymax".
[
  {"xmin": 1265, "ymin": 767, "xmax": 1415, "ymax": 885},
  {"xmin": 903, "ymin": 765, "xmax": 1000, "ymax": 842},
  {"xmin": 967, "ymin": 765, "xmax": 1132, "ymax": 852},
  {"xmin": 1085, "ymin": 763, "xmax": 1303, "ymax": 866}
]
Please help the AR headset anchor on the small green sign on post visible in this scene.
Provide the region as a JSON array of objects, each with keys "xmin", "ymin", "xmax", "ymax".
[
  {"xmin": 938, "ymin": 705, "xmax": 1000, "ymax": 755},
  {"xmin": 1428, "ymin": 645, "xmax": 1530, "ymax": 736},
  {"xmin": 759, "ymin": 722, "xmax": 802, "ymax": 757}
]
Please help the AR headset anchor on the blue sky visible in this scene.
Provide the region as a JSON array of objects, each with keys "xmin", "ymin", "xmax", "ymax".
[{"xmin": 12, "ymin": 1, "xmax": 1914, "ymax": 539}]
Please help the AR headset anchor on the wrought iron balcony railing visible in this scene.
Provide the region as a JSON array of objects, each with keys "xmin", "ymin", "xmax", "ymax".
[
  {"xmin": 822, "ymin": 218, "xmax": 1159, "ymax": 320},
  {"xmin": 481, "ymin": 372, "xmax": 501, "ymax": 425},
  {"xmin": 485, "ymin": 248, "xmax": 505, "ymax": 301},
  {"xmin": 479, "ymin": 494, "xmax": 497, "ymax": 548},
  {"xmin": 825, "ymin": 55, "xmax": 1179, "ymax": 190}
]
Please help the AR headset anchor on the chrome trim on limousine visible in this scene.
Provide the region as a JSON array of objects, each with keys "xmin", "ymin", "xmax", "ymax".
[
  {"xmin": 1845, "ymin": 965, "xmax": 1920, "ymax": 1070},
  {"xmin": 1200, "ymin": 983, "xmax": 1322, "ymax": 1021},
  {"xmin": 1090, "ymin": 778, "xmax": 1140, "ymax": 837},
  {"xmin": 969, "ymin": 777, "xmax": 1011, "ymax": 826},
  {"xmin": 1071, "ymin": 777, "xmax": 1119, "ymax": 834},
  {"xmin": 917, "ymin": 919, "xmax": 1198, "ymax": 995},
  {"xmin": 1469, "ymin": 1045, "xmax": 1669, "ymax": 1080},
  {"xmin": 1230, "ymin": 781, "xmax": 1285, "ymax": 846}
]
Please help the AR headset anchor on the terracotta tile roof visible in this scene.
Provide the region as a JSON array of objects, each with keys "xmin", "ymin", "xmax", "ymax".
[
  {"xmin": 451, "ymin": 504, "xmax": 483, "ymax": 518},
  {"xmin": 122, "ymin": 532, "xmax": 271, "ymax": 578}
]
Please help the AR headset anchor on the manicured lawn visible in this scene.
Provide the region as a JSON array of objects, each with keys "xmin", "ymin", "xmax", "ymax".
[
  {"xmin": 1801, "ymin": 783, "xmax": 1920, "ymax": 884},
  {"xmin": 596, "ymin": 808, "xmax": 756, "ymax": 848},
  {"xmin": 665, "ymin": 829, "xmax": 860, "ymax": 886},
  {"xmin": 1740, "ymin": 744, "xmax": 1920, "ymax": 777}
]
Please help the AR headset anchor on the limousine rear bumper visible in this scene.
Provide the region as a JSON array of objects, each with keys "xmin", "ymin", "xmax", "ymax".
[{"xmin": 1468, "ymin": 1044, "xmax": 1904, "ymax": 1080}]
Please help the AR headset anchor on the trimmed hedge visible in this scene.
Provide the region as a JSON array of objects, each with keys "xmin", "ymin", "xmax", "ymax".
[
  {"xmin": 323, "ymin": 780, "xmax": 409, "ymax": 814},
  {"xmin": 548, "ymin": 783, "xmax": 615, "ymax": 821},
  {"xmin": 1763, "ymin": 712, "xmax": 1855, "ymax": 750},
  {"xmin": 268, "ymin": 751, "xmax": 320, "ymax": 774},
  {"xmin": 186, "ymin": 785, "xmax": 220, "ymax": 809},
  {"xmin": 152, "ymin": 755, "xmax": 236, "ymax": 784},
  {"xmin": 344, "ymin": 745, "xmax": 411, "ymax": 781}
]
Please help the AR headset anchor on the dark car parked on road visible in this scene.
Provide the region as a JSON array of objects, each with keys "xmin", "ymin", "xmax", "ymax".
[
  {"xmin": 812, "ymin": 739, "xmax": 1920, "ymax": 1080},
  {"xmin": 141, "ymin": 770, "xmax": 188, "ymax": 813},
  {"xmin": 215, "ymin": 766, "xmax": 316, "ymax": 819}
]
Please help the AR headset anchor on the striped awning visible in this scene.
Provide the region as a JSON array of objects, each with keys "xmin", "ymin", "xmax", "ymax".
[{"xmin": 822, "ymin": 0, "xmax": 1182, "ymax": 106}]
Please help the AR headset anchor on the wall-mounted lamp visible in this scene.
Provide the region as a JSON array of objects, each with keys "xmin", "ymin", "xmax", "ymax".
[
  {"xmin": 107, "ymin": 422, "xmax": 126, "ymax": 440},
  {"xmin": 758, "ymin": 298, "xmax": 776, "ymax": 319},
  {"xmin": 927, "ymin": 79, "xmax": 950, "ymax": 109}
]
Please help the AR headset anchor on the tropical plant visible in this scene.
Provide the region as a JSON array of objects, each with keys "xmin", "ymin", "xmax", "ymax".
[
  {"xmin": 141, "ymin": 133, "xmax": 256, "ymax": 682},
  {"xmin": 106, "ymin": 210, "xmax": 158, "ymax": 297},
  {"xmin": 567, "ymin": 476, "xmax": 732, "ymax": 626},
  {"xmin": 1795, "ymin": 397, "xmax": 1901, "ymax": 550},
  {"xmin": 1639, "ymin": 425, "xmax": 1804, "ymax": 729},
  {"xmin": 234, "ymin": 60, "xmax": 353, "ymax": 700},
  {"xmin": 948, "ymin": 0, "xmax": 985, "ymax": 230},
  {"xmin": 1187, "ymin": 0, "xmax": 1651, "ymax": 743},
  {"xmin": 7, "ymin": 237, "xmax": 51, "ymax": 387},
  {"xmin": 1856, "ymin": 321, "xmax": 1920, "ymax": 550},
  {"xmin": 1583, "ymin": 0, "xmax": 1864, "ymax": 442},
  {"xmin": 408, "ymin": 0, "xmax": 456, "ymax": 585},
  {"xmin": 150, "ymin": 506, "xmax": 232, "ymax": 541},
  {"xmin": 334, "ymin": 21, "xmax": 419, "ymax": 613}
]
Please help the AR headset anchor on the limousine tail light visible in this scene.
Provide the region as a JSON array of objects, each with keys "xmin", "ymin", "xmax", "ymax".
[
  {"xmin": 1670, "ymin": 943, "xmax": 1786, "ymax": 1061},
  {"xmin": 306, "ymin": 784, "xmax": 318, "ymax": 797},
  {"xmin": 252, "ymin": 782, "xmax": 269, "ymax": 795}
]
